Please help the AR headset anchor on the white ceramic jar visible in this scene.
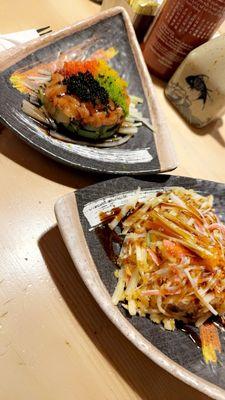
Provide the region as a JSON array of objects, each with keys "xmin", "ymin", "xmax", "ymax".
[{"xmin": 165, "ymin": 34, "xmax": 225, "ymax": 127}]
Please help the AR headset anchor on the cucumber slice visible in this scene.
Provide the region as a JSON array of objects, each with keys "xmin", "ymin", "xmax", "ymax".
[
  {"xmin": 38, "ymin": 87, "xmax": 45, "ymax": 105},
  {"xmin": 39, "ymin": 93, "xmax": 70, "ymax": 125},
  {"xmin": 75, "ymin": 123, "xmax": 119, "ymax": 140},
  {"xmin": 54, "ymin": 109, "xmax": 70, "ymax": 125}
]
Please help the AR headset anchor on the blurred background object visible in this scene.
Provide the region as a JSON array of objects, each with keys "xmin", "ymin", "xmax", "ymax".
[
  {"xmin": 165, "ymin": 34, "xmax": 225, "ymax": 128},
  {"xmin": 101, "ymin": 0, "xmax": 163, "ymax": 42},
  {"xmin": 142, "ymin": 0, "xmax": 225, "ymax": 81}
]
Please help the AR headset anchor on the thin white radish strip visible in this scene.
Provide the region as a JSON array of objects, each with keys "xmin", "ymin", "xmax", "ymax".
[
  {"xmin": 38, "ymin": 69, "xmax": 52, "ymax": 75},
  {"xmin": 128, "ymin": 299, "xmax": 137, "ymax": 316},
  {"xmin": 112, "ymin": 268, "xmax": 125, "ymax": 305},
  {"xmin": 22, "ymin": 100, "xmax": 49, "ymax": 124},
  {"xmin": 27, "ymin": 76, "xmax": 51, "ymax": 82},
  {"xmin": 126, "ymin": 269, "xmax": 139, "ymax": 297},
  {"xmin": 157, "ymin": 296, "xmax": 169, "ymax": 316},
  {"xmin": 118, "ymin": 127, "xmax": 138, "ymax": 134},
  {"xmin": 184, "ymin": 269, "xmax": 218, "ymax": 316},
  {"xmin": 24, "ymin": 82, "xmax": 39, "ymax": 92}
]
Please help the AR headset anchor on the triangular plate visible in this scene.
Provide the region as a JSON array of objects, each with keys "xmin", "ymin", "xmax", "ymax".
[
  {"xmin": 0, "ymin": 8, "xmax": 177, "ymax": 175},
  {"xmin": 55, "ymin": 175, "xmax": 225, "ymax": 399}
]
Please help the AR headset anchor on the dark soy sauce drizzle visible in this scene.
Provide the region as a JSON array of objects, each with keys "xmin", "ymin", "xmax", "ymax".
[
  {"xmin": 97, "ymin": 205, "xmax": 143, "ymax": 263},
  {"xmin": 99, "ymin": 208, "xmax": 121, "ymax": 224},
  {"xmin": 176, "ymin": 321, "xmax": 202, "ymax": 348},
  {"xmin": 211, "ymin": 316, "xmax": 225, "ymax": 332},
  {"xmin": 95, "ymin": 224, "xmax": 123, "ymax": 264}
]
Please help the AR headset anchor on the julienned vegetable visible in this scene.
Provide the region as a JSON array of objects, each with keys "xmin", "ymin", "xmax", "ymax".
[{"xmin": 103, "ymin": 187, "xmax": 225, "ymax": 330}]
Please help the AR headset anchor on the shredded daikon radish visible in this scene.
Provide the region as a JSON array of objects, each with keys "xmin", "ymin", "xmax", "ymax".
[
  {"xmin": 101, "ymin": 187, "xmax": 225, "ymax": 329},
  {"xmin": 112, "ymin": 268, "xmax": 126, "ymax": 305}
]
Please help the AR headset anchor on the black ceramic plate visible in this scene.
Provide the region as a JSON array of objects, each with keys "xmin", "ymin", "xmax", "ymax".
[
  {"xmin": 0, "ymin": 8, "xmax": 177, "ymax": 175},
  {"xmin": 55, "ymin": 175, "xmax": 225, "ymax": 399}
]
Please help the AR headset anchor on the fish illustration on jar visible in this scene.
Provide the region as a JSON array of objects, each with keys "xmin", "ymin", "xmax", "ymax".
[
  {"xmin": 165, "ymin": 34, "xmax": 225, "ymax": 128},
  {"xmin": 185, "ymin": 75, "xmax": 212, "ymax": 107}
]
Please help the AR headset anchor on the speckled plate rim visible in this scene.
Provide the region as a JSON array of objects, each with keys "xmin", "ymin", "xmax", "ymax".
[
  {"xmin": 55, "ymin": 176, "xmax": 225, "ymax": 400},
  {"xmin": 0, "ymin": 7, "xmax": 177, "ymax": 175}
]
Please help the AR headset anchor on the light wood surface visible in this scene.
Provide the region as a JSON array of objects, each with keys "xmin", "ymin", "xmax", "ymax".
[{"xmin": 0, "ymin": 2, "xmax": 225, "ymax": 400}]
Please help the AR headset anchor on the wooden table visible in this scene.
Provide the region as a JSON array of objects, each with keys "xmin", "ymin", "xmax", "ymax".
[{"xmin": 0, "ymin": 2, "xmax": 224, "ymax": 399}]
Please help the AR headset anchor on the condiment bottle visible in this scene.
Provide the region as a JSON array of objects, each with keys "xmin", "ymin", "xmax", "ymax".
[
  {"xmin": 165, "ymin": 34, "xmax": 225, "ymax": 127},
  {"xmin": 142, "ymin": 0, "xmax": 225, "ymax": 81},
  {"xmin": 131, "ymin": 0, "xmax": 160, "ymax": 43},
  {"xmin": 102, "ymin": 0, "xmax": 161, "ymax": 42},
  {"xmin": 101, "ymin": 0, "xmax": 133, "ymax": 17}
]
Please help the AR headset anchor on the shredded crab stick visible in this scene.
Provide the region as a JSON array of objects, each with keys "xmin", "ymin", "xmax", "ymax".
[{"xmin": 101, "ymin": 187, "xmax": 225, "ymax": 331}]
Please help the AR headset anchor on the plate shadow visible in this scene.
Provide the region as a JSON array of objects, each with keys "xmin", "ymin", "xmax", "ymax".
[
  {"xmin": 38, "ymin": 225, "xmax": 210, "ymax": 400},
  {"xmin": 0, "ymin": 127, "xmax": 105, "ymax": 188}
]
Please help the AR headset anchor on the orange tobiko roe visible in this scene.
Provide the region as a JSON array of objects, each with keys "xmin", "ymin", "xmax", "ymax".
[{"xmin": 61, "ymin": 60, "xmax": 99, "ymax": 77}]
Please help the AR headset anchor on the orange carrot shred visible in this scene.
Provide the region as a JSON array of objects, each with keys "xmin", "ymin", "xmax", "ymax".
[{"xmin": 200, "ymin": 323, "xmax": 221, "ymax": 364}]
